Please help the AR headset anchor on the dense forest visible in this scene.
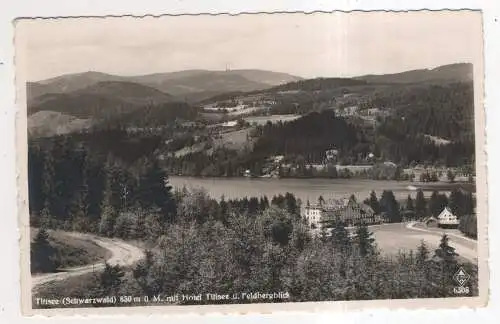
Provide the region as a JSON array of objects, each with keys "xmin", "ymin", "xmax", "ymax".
[
  {"xmin": 101, "ymin": 102, "xmax": 199, "ymax": 129},
  {"xmin": 372, "ymin": 82, "xmax": 475, "ymax": 166},
  {"xmin": 266, "ymin": 77, "xmax": 367, "ymax": 92},
  {"xmin": 35, "ymin": 216, "xmax": 477, "ymax": 308},
  {"xmin": 252, "ymin": 110, "xmax": 364, "ymax": 163},
  {"xmin": 363, "ymin": 82, "xmax": 474, "ymax": 140}
]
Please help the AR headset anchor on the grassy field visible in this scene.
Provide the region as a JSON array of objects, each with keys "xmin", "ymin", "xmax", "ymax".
[
  {"xmin": 30, "ymin": 228, "xmax": 112, "ymax": 271},
  {"xmin": 174, "ymin": 127, "xmax": 254, "ymax": 157},
  {"xmin": 215, "ymin": 128, "xmax": 253, "ymax": 150}
]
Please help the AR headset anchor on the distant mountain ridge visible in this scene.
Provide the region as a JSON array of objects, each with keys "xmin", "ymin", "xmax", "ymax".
[
  {"xmin": 353, "ymin": 63, "xmax": 473, "ymax": 84},
  {"xmin": 28, "ymin": 69, "xmax": 303, "ymax": 103},
  {"xmin": 26, "ymin": 63, "xmax": 473, "ymax": 138}
]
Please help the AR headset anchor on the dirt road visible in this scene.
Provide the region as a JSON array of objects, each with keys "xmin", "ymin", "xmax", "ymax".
[
  {"xmin": 31, "ymin": 233, "xmax": 144, "ymax": 291},
  {"xmin": 370, "ymin": 222, "xmax": 478, "ymax": 262}
]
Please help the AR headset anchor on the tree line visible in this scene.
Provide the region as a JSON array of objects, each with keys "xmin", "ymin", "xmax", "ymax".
[{"xmin": 357, "ymin": 188, "xmax": 475, "ymax": 229}]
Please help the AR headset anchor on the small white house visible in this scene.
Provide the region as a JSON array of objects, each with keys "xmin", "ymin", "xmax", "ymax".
[{"xmin": 437, "ymin": 207, "xmax": 459, "ymax": 227}]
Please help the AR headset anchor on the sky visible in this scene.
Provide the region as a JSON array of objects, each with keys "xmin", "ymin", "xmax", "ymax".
[{"xmin": 16, "ymin": 11, "xmax": 483, "ymax": 81}]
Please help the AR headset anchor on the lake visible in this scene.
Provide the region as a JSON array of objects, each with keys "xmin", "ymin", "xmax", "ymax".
[{"xmin": 168, "ymin": 176, "xmax": 470, "ymax": 203}]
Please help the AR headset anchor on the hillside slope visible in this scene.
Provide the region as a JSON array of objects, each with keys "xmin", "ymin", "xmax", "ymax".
[
  {"xmin": 354, "ymin": 63, "xmax": 473, "ymax": 84},
  {"xmin": 28, "ymin": 111, "xmax": 92, "ymax": 137},
  {"xmin": 73, "ymin": 81, "xmax": 174, "ymax": 105},
  {"xmin": 28, "ymin": 81, "xmax": 174, "ymax": 118}
]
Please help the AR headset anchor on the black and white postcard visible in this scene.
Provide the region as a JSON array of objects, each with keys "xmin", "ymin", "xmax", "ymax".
[{"xmin": 14, "ymin": 11, "xmax": 488, "ymax": 315}]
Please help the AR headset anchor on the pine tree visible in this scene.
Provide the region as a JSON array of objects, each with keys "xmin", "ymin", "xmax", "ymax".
[
  {"xmin": 368, "ymin": 190, "xmax": 380, "ymax": 214},
  {"xmin": 219, "ymin": 196, "xmax": 229, "ymax": 223},
  {"xmin": 432, "ymin": 234, "xmax": 459, "ymax": 293},
  {"xmin": 434, "ymin": 234, "xmax": 458, "ymax": 263},
  {"xmin": 355, "ymin": 223, "xmax": 375, "ymax": 257},
  {"xmin": 448, "ymin": 189, "xmax": 464, "ymax": 217},
  {"xmin": 415, "ymin": 189, "xmax": 426, "ymax": 219},
  {"xmin": 30, "ymin": 227, "xmax": 56, "ymax": 273},
  {"xmin": 285, "ymin": 192, "xmax": 298, "ymax": 215},
  {"xmin": 99, "ymin": 262, "xmax": 125, "ymax": 295},
  {"xmin": 70, "ymin": 176, "xmax": 90, "ymax": 232},
  {"xmin": 259, "ymin": 196, "xmax": 270, "ymax": 211},
  {"xmin": 84, "ymin": 160, "xmax": 106, "ymax": 233},
  {"xmin": 137, "ymin": 160, "xmax": 176, "ymax": 223},
  {"xmin": 28, "ymin": 147, "xmax": 46, "ymax": 218},
  {"xmin": 133, "ymin": 250, "xmax": 155, "ymax": 295},
  {"xmin": 416, "ymin": 240, "xmax": 429, "ymax": 265},
  {"xmin": 463, "ymin": 191, "xmax": 474, "ymax": 215},
  {"xmin": 39, "ymin": 200, "xmax": 52, "ymax": 228},
  {"xmin": 406, "ymin": 195, "xmax": 415, "ymax": 211},
  {"xmin": 248, "ymin": 197, "xmax": 260, "ymax": 215},
  {"xmin": 40, "ymin": 151, "xmax": 56, "ymax": 225},
  {"xmin": 379, "ymin": 190, "xmax": 401, "ymax": 223},
  {"xmin": 99, "ymin": 179, "xmax": 117, "ymax": 237},
  {"xmin": 332, "ymin": 221, "xmax": 350, "ymax": 251},
  {"xmin": 428, "ymin": 190, "xmax": 440, "ymax": 217}
]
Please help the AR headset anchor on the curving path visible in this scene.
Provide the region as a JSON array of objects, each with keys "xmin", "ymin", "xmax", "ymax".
[
  {"xmin": 31, "ymin": 233, "xmax": 145, "ymax": 292},
  {"xmin": 370, "ymin": 222, "xmax": 478, "ymax": 263}
]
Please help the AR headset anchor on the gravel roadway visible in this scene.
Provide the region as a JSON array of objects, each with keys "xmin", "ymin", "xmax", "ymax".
[{"xmin": 31, "ymin": 233, "xmax": 145, "ymax": 292}]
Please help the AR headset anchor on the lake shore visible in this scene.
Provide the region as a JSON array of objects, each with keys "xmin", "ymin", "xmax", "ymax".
[{"xmin": 168, "ymin": 176, "xmax": 474, "ymax": 202}]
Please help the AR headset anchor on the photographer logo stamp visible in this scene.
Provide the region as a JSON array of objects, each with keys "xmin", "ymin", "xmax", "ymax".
[{"xmin": 453, "ymin": 267, "xmax": 471, "ymax": 294}]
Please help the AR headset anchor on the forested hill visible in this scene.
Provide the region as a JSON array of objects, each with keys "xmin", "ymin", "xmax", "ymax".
[
  {"xmin": 261, "ymin": 77, "xmax": 367, "ymax": 92},
  {"xmin": 373, "ymin": 82, "xmax": 475, "ymax": 142},
  {"xmin": 28, "ymin": 81, "xmax": 175, "ymax": 118},
  {"xmin": 354, "ymin": 63, "xmax": 473, "ymax": 84},
  {"xmin": 103, "ymin": 102, "xmax": 198, "ymax": 129},
  {"xmin": 252, "ymin": 110, "xmax": 366, "ymax": 163},
  {"xmin": 248, "ymin": 105, "xmax": 474, "ymax": 168}
]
